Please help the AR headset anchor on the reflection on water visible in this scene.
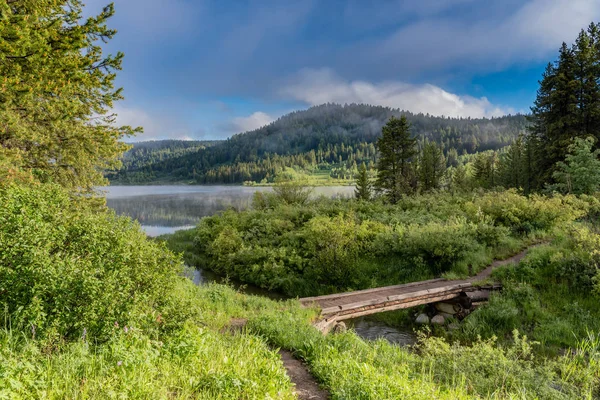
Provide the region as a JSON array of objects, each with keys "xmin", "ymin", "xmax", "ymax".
[
  {"xmin": 101, "ymin": 185, "xmax": 354, "ymax": 236},
  {"xmin": 346, "ymin": 317, "xmax": 417, "ymax": 347},
  {"xmin": 143, "ymin": 225, "xmax": 197, "ymax": 236}
]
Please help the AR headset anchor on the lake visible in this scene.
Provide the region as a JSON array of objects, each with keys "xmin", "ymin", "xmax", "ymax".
[{"xmin": 101, "ymin": 185, "xmax": 355, "ymax": 236}]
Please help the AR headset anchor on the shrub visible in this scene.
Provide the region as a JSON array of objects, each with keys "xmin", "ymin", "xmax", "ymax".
[
  {"xmin": 0, "ymin": 184, "xmax": 181, "ymax": 341},
  {"xmin": 397, "ymin": 219, "xmax": 481, "ymax": 275},
  {"xmin": 467, "ymin": 190, "xmax": 582, "ymax": 234},
  {"xmin": 272, "ymin": 182, "xmax": 312, "ymax": 205}
]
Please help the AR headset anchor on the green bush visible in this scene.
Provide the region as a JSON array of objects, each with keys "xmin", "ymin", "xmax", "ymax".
[
  {"xmin": 0, "ymin": 184, "xmax": 181, "ymax": 341},
  {"xmin": 397, "ymin": 219, "xmax": 481, "ymax": 275},
  {"xmin": 302, "ymin": 214, "xmax": 388, "ymax": 287},
  {"xmin": 467, "ymin": 190, "xmax": 583, "ymax": 234}
]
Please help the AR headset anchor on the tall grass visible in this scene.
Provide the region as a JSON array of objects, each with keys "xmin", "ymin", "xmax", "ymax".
[{"xmin": 249, "ymin": 308, "xmax": 599, "ymax": 399}]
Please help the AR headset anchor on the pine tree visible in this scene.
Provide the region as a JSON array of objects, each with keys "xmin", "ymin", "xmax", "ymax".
[
  {"xmin": 498, "ymin": 135, "xmax": 526, "ymax": 189},
  {"xmin": 473, "ymin": 152, "xmax": 498, "ymax": 189},
  {"xmin": 419, "ymin": 140, "xmax": 446, "ymax": 191},
  {"xmin": 446, "ymin": 148, "xmax": 459, "ymax": 168},
  {"xmin": 355, "ymin": 162, "xmax": 371, "ymax": 201},
  {"xmin": 0, "ymin": 1, "xmax": 137, "ymax": 191},
  {"xmin": 374, "ymin": 116, "xmax": 417, "ymax": 202},
  {"xmin": 450, "ymin": 164, "xmax": 470, "ymax": 194},
  {"xmin": 529, "ymin": 23, "xmax": 600, "ymax": 189}
]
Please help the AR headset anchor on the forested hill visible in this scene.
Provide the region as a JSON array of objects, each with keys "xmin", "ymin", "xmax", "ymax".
[
  {"xmin": 118, "ymin": 139, "xmax": 221, "ymax": 173},
  {"xmin": 108, "ymin": 104, "xmax": 528, "ymax": 184}
]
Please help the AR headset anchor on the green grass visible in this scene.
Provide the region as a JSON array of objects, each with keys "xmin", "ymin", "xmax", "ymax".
[
  {"xmin": 248, "ymin": 305, "xmax": 600, "ymax": 399},
  {"xmin": 0, "ymin": 279, "xmax": 313, "ymax": 400},
  {"xmin": 244, "ymin": 167, "xmax": 356, "ymax": 186},
  {"xmin": 2, "ymin": 267, "xmax": 599, "ymax": 399}
]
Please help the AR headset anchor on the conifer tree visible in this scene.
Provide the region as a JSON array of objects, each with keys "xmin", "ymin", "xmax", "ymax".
[
  {"xmin": 0, "ymin": 1, "xmax": 137, "ymax": 191},
  {"xmin": 446, "ymin": 148, "xmax": 459, "ymax": 168},
  {"xmin": 498, "ymin": 135, "xmax": 526, "ymax": 189},
  {"xmin": 374, "ymin": 116, "xmax": 417, "ymax": 203},
  {"xmin": 473, "ymin": 152, "xmax": 498, "ymax": 189},
  {"xmin": 450, "ymin": 164, "xmax": 469, "ymax": 194},
  {"xmin": 354, "ymin": 162, "xmax": 371, "ymax": 201},
  {"xmin": 419, "ymin": 140, "xmax": 445, "ymax": 191},
  {"xmin": 529, "ymin": 23, "xmax": 600, "ymax": 189}
]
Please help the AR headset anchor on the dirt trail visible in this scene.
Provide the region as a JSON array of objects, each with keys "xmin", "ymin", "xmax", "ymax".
[
  {"xmin": 469, "ymin": 243, "xmax": 543, "ymax": 281},
  {"xmin": 279, "ymin": 350, "xmax": 329, "ymax": 400}
]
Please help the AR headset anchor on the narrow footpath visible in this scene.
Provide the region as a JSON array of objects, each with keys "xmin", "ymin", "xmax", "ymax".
[{"xmin": 279, "ymin": 350, "xmax": 329, "ymax": 400}]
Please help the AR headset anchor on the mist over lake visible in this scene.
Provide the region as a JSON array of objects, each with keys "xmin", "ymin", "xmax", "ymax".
[{"xmin": 101, "ymin": 185, "xmax": 355, "ymax": 236}]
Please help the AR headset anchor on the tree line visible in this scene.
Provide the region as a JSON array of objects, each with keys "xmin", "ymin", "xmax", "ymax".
[
  {"xmin": 108, "ymin": 104, "xmax": 528, "ymax": 184},
  {"xmin": 363, "ymin": 25, "xmax": 600, "ymax": 201}
]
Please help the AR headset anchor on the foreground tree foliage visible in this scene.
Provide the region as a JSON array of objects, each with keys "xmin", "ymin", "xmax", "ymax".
[
  {"xmin": 550, "ymin": 136, "xmax": 600, "ymax": 195},
  {"xmin": 0, "ymin": 0, "xmax": 136, "ymax": 191}
]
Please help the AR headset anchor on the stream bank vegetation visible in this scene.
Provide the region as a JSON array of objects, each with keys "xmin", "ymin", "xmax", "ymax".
[{"xmin": 167, "ymin": 189, "xmax": 588, "ymax": 297}]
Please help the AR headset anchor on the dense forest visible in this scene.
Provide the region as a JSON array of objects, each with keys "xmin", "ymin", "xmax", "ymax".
[
  {"xmin": 107, "ymin": 104, "xmax": 528, "ymax": 184},
  {"xmin": 118, "ymin": 139, "xmax": 220, "ymax": 173}
]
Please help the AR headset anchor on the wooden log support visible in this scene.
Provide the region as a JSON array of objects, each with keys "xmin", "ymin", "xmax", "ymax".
[{"xmin": 465, "ymin": 290, "xmax": 491, "ymax": 302}]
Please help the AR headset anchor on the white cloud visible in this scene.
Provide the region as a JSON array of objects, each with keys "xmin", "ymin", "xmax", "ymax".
[
  {"xmin": 112, "ymin": 106, "xmax": 195, "ymax": 141},
  {"xmin": 230, "ymin": 112, "xmax": 275, "ymax": 133},
  {"xmin": 282, "ymin": 68, "xmax": 511, "ymax": 118},
  {"xmin": 513, "ymin": 0, "xmax": 600, "ymax": 50}
]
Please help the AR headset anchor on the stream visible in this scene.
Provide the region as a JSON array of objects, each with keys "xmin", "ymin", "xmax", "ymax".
[{"xmin": 101, "ymin": 185, "xmax": 417, "ymax": 346}]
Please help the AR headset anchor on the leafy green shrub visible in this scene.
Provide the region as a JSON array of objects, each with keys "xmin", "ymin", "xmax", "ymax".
[
  {"xmin": 467, "ymin": 190, "xmax": 582, "ymax": 234},
  {"xmin": 272, "ymin": 182, "xmax": 313, "ymax": 205},
  {"xmin": 302, "ymin": 214, "xmax": 389, "ymax": 287},
  {"xmin": 499, "ymin": 230, "xmax": 600, "ymax": 291},
  {"xmin": 0, "ymin": 184, "xmax": 181, "ymax": 341},
  {"xmin": 475, "ymin": 223, "xmax": 510, "ymax": 247},
  {"xmin": 178, "ymin": 191, "xmax": 579, "ymax": 296},
  {"xmin": 397, "ymin": 219, "xmax": 481, "ymax": 275}
]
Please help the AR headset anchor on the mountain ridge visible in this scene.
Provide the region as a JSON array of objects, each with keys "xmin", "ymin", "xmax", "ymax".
[{"xmin": 108, "ymin": 103, "xmax": 528, "ymax": 184}]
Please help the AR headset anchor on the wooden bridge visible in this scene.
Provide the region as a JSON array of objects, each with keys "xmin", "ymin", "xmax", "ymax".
[{"xmin": 300, "ymin": 247, "xmax": 534, "ymax": 333}]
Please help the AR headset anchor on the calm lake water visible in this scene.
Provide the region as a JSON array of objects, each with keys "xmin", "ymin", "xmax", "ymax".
[{"xmin": 101, "ymin": 184, "xmax": 415, "ymax": 346}]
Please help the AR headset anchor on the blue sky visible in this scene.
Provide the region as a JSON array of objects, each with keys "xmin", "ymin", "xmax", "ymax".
[{"xmin": 85, "ymin": 0, "xmax": 600, "ymax": 141}]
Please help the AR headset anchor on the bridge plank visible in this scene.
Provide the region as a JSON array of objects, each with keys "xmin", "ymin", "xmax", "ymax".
[
  {"xmin": 334, "ymin": 292, "xmax": 464, "ymax": 320},
  {"xmin": 299, "ymin": 278, "xmax": 447, "ymax": 304},
  {"xmin": 320, "ymin": 286, "xmax": 468, "ymax": 316}
]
